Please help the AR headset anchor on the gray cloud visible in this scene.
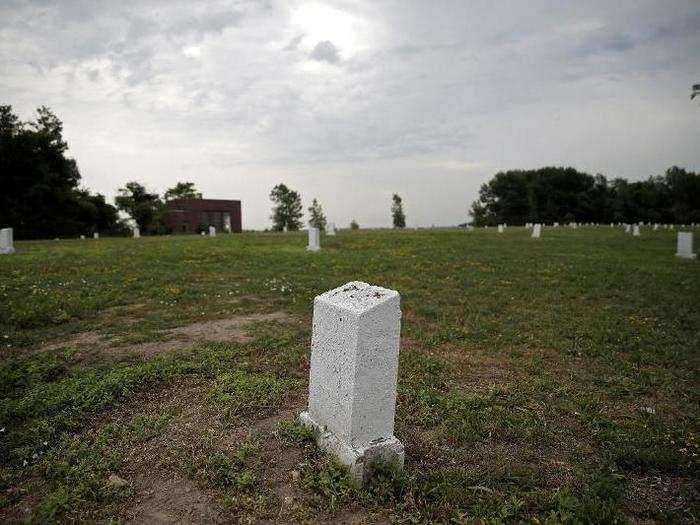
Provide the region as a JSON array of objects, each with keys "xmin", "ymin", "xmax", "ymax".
[{"xmin": 310, "ymin": 40, "xmax": 340, "ymax": 63}]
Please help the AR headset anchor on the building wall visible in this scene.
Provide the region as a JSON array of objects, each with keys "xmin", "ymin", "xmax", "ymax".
[{"xmin": 164, "ymin": 199, "xmax": 242, "ymax": 233}]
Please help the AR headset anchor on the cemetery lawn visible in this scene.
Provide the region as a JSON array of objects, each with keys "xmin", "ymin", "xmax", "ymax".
[{"xmin": 1, "ymin": 227, "xmax": 698, "ymax": 523}]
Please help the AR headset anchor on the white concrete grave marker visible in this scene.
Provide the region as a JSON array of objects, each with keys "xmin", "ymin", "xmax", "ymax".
[
  {"xmin": 676, "ymin": 232, "xmax": 696, "ymax": 259},
  {"xmin": 633, "ymin": 225, "xmax": 640, "ymax": 236},
  {"xmin": 307, "ymin": 227, "xmax": 320, "ymax": 252},
  {"xmin": 654, "ymin": 224, "xmax": 659, "ymax": 231},
  {"xmin": 133, "ymin": 226, "xmax": 140, "ymax": 238},
  {"xmin": 0, "ymin": 228, "xmax": 15, "ymax": 254},
  {"xmin": 624, "ymin": 224, "xmax": 631, "ymax": 234},
  {"xmin": 209, "ymin": 226, "xmax": 216, "ymax": 237},
  {"xmin": 327, "ymin": 222, "xmax": 336, "ymax": 236},
  {"xmin": 300, "ymin": 281, "xmax": 404, "ymax": 483},
  {"xmin": 201, "ymin": 231, "xmax": 206, "ymax": 236},
  {"xmin": 532, "ymin": 224, "xmax": 541, "ymax": 238},
  {"xmin": 93, "ymin": 232, "xmax": 99, "ymax": 239},
  {"xmin": 498, "ymin": 224, "xmax": 504, "ymax": 233},
  {"xmin": 553, "ymin": 222, "xmax": 559, "ymax": 227},
  {"xmin": 80, "ymin": 235, "xmax": 85, "ymax": 240}
]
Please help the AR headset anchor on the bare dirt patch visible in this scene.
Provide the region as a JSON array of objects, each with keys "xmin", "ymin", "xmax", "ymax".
[
  {"xmin": 124, "ymin": 474, "xmax": 223, "ymax": 524},
  {"xmin": 42, "ymin": 311, "xmax": 293, "ymax": 359}
]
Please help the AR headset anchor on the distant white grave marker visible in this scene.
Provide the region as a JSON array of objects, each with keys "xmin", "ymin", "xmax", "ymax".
[
  {"xmin": 633, "ymin": 225, "xmax": 640, "ymax": 236},
  {"xmin": 209, "ymin": 226, "xmax": 216, "ymax": 236},
  {"xmin": 624, "ymin": 224, "xmax": 631, "ymax": 234},
  {"xmin": 307, "ymin": 227, "xmax": 320, "ymax": 252},
  {"xmin": 300, "ymin": 281, "xmax": 404, "ymax": 483},
  {"xmin": 93, "ymin": 232, "xmax": 99, "ymax": 239},
  {"xmin": 676, "ymin": 232, "xmax": 696, "ymax": 259},
  {"xmin": 532, "ymin": 224, "xmax": 541, "ymax": 238},
  {"xmin": 327, "ymin": 222, "xmax": 336, "ymax": 236},
  {"xmin": 133, "ymin": 226, "xmax": 140, "ymax": 238},
  {"xmin": 80, "ymin": 235, "xmax": 85, "ymax": 240},
  {"xmin": 498, "ymin": 224, "xmax": 504, "ymax": 233},
  {"xmin": 0, "ymin": 228, "xmax": 15, "ymax": 254}
]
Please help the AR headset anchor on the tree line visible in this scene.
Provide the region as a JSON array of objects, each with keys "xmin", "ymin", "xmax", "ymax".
[
  {"xmin": 470, "ymin": 166, "xmax": 700, "ymax": 226},
  {"xmin": 268, "ymin": 183, "xmax": 405, "ymax": 231}
]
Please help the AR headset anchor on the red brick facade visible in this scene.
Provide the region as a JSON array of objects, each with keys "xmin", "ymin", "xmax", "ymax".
[{"xmin": 163, "ymin": 199, "xmax": 242, "ymax": 234}]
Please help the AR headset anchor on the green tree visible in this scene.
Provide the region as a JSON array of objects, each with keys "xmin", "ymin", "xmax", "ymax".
[
  {"xmin": 164, "ymin": 182, "xmax": 202, "ymax": 201},
  {"xmin": 391, "ymin": 194, "xmax": 406, "ymax": 228},
  {"xmin": 270, "ymin": 183, "xmax": 303, "ymax": 231},
  {"xmin": 350, "ymin": 219, "xmax": 359, "ymax": 230},
  {"xmin": 115, "ymin": 182, "xmax": 163, "ymax": 233},
  {"xmin": 0, "ymin": 105, "xmax": 121, "ymax": 239},
  {"xmin": 469, "ymin": 166, "xmax": 700, "ymax": 226},
  {"xmin": 307, "ymin": 198, "xmax": 327, "ymax": 230}
]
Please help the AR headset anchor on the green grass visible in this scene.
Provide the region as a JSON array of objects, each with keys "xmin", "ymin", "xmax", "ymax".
[{"xmin": 0, "ymin": 227, "xmax": 698, "ymax": 523}]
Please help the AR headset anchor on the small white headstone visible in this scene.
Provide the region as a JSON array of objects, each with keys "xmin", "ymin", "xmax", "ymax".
[
  {"xmin": 307, "ymin": 227, "xmax": 320, "ymax": 252},
  {"xmin": 80, "ymin": 235, "xmax": 85, "ymax": 240},
  {"xmin": 0, "ymin": 228, "xmax": 15, "ymax": 254},
  {"xmin": 653, "ymin": 224, "xmax": 659, "ymax": 231},
  {"xmin": 209, "ymin": 225, "xmax": 216, "ymax": 236},
  {"xmin": 201, "ymin": 231, "xmax": 206, "ymax": 236},
  {"xmin": 300, "ymin": 281, "xmax": 404, "ymax": 483},
  {"xmin": 497, "ymin": 224, "xmax": 504, "ymax": 233},
  {"xmin": 93, "ymin": 232, "xmax": 99, "ymax": 239},
  {"xmin": 553, "ymin": 222, "xmax": 559, "ymax": 227},
  {"xmin": 624, "ymin": 224, "xmax": 631, "ymax": 234},
  {"xmin": 133, "ymin": 226, "xmax": 140, "ymax": 238},
  {"xmin": 532, "ymin": 224, "xmax": 541, "ymax": 238},
  {"xmin": 327, "ymin": 222, "xmax": 336, "ymax": 236},
  {"xmin": 633, "ymin": 225, "xmax": 640, "ymax": 236},
  {"xmin": 676, "ymin": 232, "xmax": 696, "ymax": 259}
]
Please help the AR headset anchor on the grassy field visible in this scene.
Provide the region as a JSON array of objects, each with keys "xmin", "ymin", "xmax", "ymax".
[{"xmin": 0, "ymin": 227, "xmax": 698, "ymax": 523}]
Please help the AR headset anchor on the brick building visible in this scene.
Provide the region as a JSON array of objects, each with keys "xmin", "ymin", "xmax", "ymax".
[{"xmin": 163, "ymin": 199, "xmax": 242, "ymax": 234}]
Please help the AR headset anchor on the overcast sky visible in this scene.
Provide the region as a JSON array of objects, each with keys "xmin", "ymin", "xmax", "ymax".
[{"xmin": 2, "ymin": 1, "xmax": 699, "ymax": 229}]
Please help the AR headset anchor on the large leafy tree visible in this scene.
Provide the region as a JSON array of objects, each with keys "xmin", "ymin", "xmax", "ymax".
[
  {"xmin": 270, "ymin": 183, "xmax": 303, "ymax": 231},
  {"xmin": 391, "ymin": 194, "xmax": 406, "ymax": 228},
  {"xmin": 307, "ymin": 198, "xmax": 327, "ymax": 230},
  {"xmin": 115, "ymin": 182, "xmax": 163, "ymax": 232},
  {"xmin": 0, "ymin": 105, "xmax": 121, "ymax": 238},
  {"xmin": 164, "ymin": 181, "xmax": 202, "ymax": 201}
]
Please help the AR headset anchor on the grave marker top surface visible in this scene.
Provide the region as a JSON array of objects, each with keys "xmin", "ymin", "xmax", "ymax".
[{"xmin": 318, "ymin": 281, "xmax": 399, "ymax": 315}]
